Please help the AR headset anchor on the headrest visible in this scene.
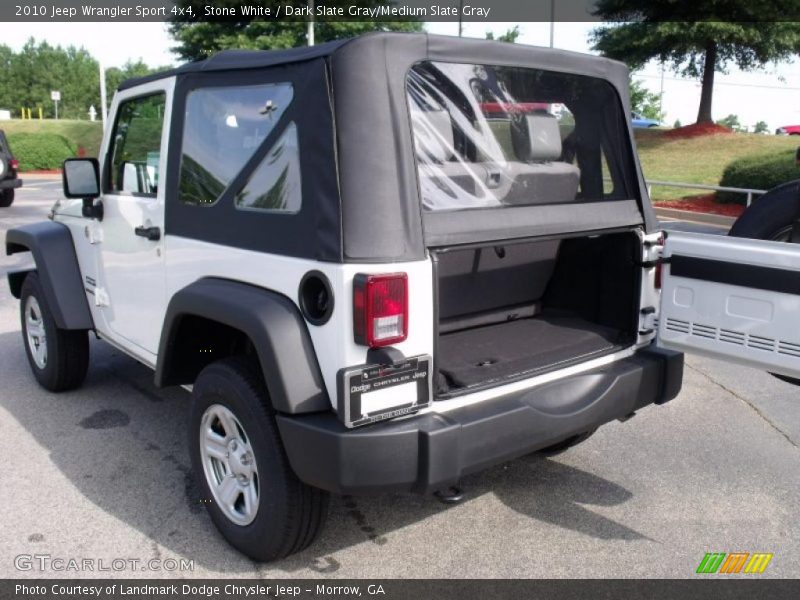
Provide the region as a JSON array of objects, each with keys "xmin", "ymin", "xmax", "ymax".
[
  {"xmin": 511, "ymin": 113, "xmax": 563, "ymax": 162},
  {"xmin": 410, "ymin": 107, "xmax": 454, "ymax": 163}
]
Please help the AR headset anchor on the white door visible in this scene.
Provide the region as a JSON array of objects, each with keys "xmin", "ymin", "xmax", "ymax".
[
  {"xmin": 94, "ymin": 80, "xmax": 173, "ymax": 357},
  {"xmin": 658, "ymin": 231, "xmax": 800, "ymax": 379}
]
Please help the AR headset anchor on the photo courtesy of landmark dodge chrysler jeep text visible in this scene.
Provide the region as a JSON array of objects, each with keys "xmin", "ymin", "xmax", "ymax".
[{"xmin": 7, "ymin": 33, "xmax": 800, "ymax": 562}]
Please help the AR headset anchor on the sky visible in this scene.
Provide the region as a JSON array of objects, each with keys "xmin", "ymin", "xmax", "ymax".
[{"xmin": 5, "ymin": 20, "xmax": 800, "ymax": 131}]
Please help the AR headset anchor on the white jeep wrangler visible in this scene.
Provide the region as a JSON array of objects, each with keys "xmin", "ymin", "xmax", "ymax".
[{"xmin": 7, "ymin": 33, "xmax": 800, "ymax": 562}]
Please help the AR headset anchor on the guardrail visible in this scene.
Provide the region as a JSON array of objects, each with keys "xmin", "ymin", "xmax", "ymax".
[{"xmin": 646, "ymin": 180, "xmax": 767, "ymax": 207}]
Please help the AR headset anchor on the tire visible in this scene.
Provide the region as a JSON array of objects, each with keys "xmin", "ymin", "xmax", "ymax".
[
  {"xmin": 0, "ymin": 188, "xmax": 14, "ymax": 207},
  {"xmin": 728, "ymin": 180, "xmax": 800, "ymax": 242},
  {"xmin": 19, "ymin": 272, "xmax": 89, "ymax": 392},
  {"xmin": 0, "ymin": 155, "xmax": 7, "ymax": 178},
  {"xmin": 190, "ymin": 357, "xmax": 329, "ymax": 562},
  {"xmin": 538, "ymin": 429, "xmax": 597, "ymax": 456},
  {"xmin": 729, "ymin": 181, "xmax": 800, "ymax": 386}
]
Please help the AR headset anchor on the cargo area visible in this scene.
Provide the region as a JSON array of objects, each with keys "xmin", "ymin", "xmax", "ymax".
[{"xmin": 434, "ymin": 231, "xmax": 641, "ymax": 397}]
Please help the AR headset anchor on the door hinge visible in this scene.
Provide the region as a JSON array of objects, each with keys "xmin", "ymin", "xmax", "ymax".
[
  {"xmin": 84, "ymin": 223, "xmax": 103, "ymax": 245},
  {"xmin": 639, "ymin": 306, "xmax": 657, "ymax": 336},
  {"xmin": 94, "ymin": 287, "xmax": 110, "ymax": 307}
]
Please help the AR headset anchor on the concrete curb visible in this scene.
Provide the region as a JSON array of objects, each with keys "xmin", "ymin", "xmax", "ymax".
[
  {"xmin": 655, "ymin": 207, "xmax": 736, "ymax": 228},
  {"xmin": 21, "ymin": 173, "xmax": 62, "ymax": 182}
]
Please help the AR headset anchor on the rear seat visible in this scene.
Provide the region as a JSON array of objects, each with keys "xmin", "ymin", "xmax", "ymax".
[
  {"xmin": 505, "ymin": 113, "xmax": 580, "ymax": 205},
  {"xmin": 411, "ymin": 106, "xmax": 580, "ymax": 209},
  {"xmin": 411, "ymin": 106, "xmax": 502, "ymax": 210}
]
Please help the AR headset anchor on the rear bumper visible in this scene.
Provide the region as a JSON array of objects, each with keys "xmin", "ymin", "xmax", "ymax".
[
  {"xmin": 276, "ymin": 345, "xmax": 683, "ymax": 495},
  {"xmin": 0, "ymin": 178, "xmax": 22, "ymax": 190}
]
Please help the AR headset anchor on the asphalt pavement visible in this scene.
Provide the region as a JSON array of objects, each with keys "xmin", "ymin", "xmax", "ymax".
[{"xmin": 0, "ymin": 180, "xmax": 797, "ymax": 579}]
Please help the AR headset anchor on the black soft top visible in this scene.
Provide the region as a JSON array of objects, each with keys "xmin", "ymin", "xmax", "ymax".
[
  {"xmin": 117, "ymin": 38, "xmax": 349, "ymax": 91},
  {"xmin": 126, "ymin": 33, "xmax": 655, "ymax": 262}
]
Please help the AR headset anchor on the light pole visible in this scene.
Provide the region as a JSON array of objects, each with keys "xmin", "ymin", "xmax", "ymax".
[
  {"xmin": 307, "ymin": 0, "xmax": 315, "ymax": 46},
  {"xmin": 458, "ymin": 0, "xmax": 463, "ymax": 37},
  {"xmin": 549, "ymin": 0, "xmax": 555, "ymax": 47},
  {"xmin": 659, "ymin": 61, "xmax": 665, "ymax": 121},
  {"xmin": 99, "ymin": 61, "xmax": 108, "ymax": 128}
]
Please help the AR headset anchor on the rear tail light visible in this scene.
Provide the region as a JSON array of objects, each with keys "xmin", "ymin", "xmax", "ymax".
[
  {"xmin": 353, "ymin": 273, "xmax": 408, "ymax": 347},
  {"xmin": 10, "ymin": 159, "xmax": 18, "ymax": 169}
]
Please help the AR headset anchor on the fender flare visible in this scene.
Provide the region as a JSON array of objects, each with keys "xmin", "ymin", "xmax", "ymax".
[
  {"xmin": 5, "ymin": 221, "xmax": 93, "ymax": 330},
  {"xmin": 155, "ymin": 278, "xmax": 330, "ymax": 414}
]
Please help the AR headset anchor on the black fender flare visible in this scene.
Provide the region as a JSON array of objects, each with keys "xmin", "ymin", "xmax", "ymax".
[
  {"xmin": 155, "ymin": 278, "xmax": 330, "ymax": 414},
  {"xmin": 5, "ymin": 221, "xmax": 93, "ymax": 330}
]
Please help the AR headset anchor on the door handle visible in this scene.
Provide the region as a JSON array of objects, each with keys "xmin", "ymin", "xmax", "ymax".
[{"xmin": 134, "ymin": 226, "xmax": 161, "ymax": 241}]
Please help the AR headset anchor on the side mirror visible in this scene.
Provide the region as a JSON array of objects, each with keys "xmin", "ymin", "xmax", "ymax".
[{"xmin": 62, "ymin": 158, "xmax": 103, "ymax": 220}]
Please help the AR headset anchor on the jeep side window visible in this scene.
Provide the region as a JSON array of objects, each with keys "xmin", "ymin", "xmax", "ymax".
[
  {"xmin": 233, "ymin": 122, "xmax": 301, "ymax": 213},
  {"xmin": 107, "ymin": 93, "xmax": 165, "ymax": 197},
  {"xmin": 178, "ymin": 83, "xmax": 294, "ymax": 206}
]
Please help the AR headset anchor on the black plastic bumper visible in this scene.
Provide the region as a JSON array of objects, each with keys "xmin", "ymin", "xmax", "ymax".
[
  {"xmin": 276, "ymin": 345, "xmax": 683, "ymax": 495},
  {"xmin": 0, "ymin": 178, "xmax": 22, "ymax": 190}
]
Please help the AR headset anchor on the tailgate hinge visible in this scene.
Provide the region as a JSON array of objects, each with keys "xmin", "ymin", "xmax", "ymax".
[{"xmin": 637, "ymin": 257, "xmax": 670, "ymax": 269}]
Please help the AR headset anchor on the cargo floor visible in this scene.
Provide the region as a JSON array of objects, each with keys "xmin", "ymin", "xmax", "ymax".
[{"xmin": 437, "ymin": 315, "xmax": 628, "ymax": 392}]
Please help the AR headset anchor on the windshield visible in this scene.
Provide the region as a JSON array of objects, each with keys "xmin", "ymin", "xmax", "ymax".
[{"xmin": 407, "ymin": 61, "xmax": 634, "ymax": 212}]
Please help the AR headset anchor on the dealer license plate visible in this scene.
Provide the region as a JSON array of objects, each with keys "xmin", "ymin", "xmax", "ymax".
[{"xmin": 337, "ymin": 355, "xmax": 431, "ymax": 428}]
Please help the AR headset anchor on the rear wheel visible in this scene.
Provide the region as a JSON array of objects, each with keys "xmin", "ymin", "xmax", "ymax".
[
  {"xmin": 189, "ymin": 357, "xmax": 329, "ymax": 561},
  {"xmin": 19, "ymin": 272, "xmax": 89, "ymax": 391},
  {"xmin": 0, "ymin": 189, "xmax": 13, "ymax": 207}
]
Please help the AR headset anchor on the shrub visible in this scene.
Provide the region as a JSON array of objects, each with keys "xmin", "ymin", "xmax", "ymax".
[
  {"xmin": 5, "ymin": 132, "xmax": 77, "ymax": 171},
  {"xmin": 717, "ymin": 149, "xmax": 799, "ymax": 204}
]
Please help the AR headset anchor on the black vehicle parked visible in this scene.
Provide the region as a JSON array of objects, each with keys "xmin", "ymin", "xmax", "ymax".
[{"xmin": 0, "ymin": 130, "xmax": 22, "ymax": 207}]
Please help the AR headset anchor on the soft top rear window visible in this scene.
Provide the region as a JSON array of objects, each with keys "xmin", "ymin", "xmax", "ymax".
[{"xmin": 407, "ymin": 61, "xmax": 635, "ymax": 212}]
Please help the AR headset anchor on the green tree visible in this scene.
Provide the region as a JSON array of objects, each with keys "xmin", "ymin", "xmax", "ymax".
[
  {"xmin": 716, "ymin": 113, "xmax": 741, "ymax": 130},
  {"xmin": 486, "ymin": 26, "xmax": 521, "ymax": 43},
  {"xmin": 629, "ymin": 76, "xmax": 662, "ymax": 121},
  {"xmin": 0, "ymin": 40, "xmax": 168, "ymax": 120},
  {"xmin": 590, "ymin": 1, "xmax": 800, "ymax": 124},
  {"xmin": 673, "ymin": 118, "xmax": 682, "ymax": 128},
  {"xmin": 169, "ymin": 1, "xmax": 423, "ymax": 61},
  {"xmin": 0, "ymin": 45, "xmax": 15, "ymax": 111},
  {"xmin": 753, "ymin": 120, "xmax": 769, "ymax": 134},
  {"xmin": 104, "ymin": 59, "xmax": 173, "ymax": 106},
  {"xmin": 2, "ymin": 39, "xmax": 100, "ymax": 119}
]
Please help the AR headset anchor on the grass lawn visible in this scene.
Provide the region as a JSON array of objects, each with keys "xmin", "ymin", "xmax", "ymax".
[
  {"xmin": 634, "ymin": 128, "xmax": 799, "ymax": 201},
  {"xmin": 1, "ymin": 119, "xmax": 104, "ymax": 158}
]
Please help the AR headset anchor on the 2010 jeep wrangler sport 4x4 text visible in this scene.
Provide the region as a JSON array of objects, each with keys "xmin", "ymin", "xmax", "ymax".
[{"xmin": 8, "ymin": 33, "xmax": 800, "ymax": 562}]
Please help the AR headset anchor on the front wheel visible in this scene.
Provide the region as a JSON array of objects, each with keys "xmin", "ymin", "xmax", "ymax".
[
  {"xmin": 0, "ymin": 189, "xmax": 13, "ymax": 207},
  {"xmin": 19, "ymin": 272, "xmax": 89, "ymax": 391},
  {"xmin": 189, "ymin": 357, "xmax": 329, "ymax": 561}
]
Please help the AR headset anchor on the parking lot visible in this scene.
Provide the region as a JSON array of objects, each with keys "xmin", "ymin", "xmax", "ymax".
[{"xmin": 0, "ymin": 179, "xmax": 798, "ymax": 578}]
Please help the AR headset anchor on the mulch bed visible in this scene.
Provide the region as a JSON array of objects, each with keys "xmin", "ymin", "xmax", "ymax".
[
  {"xmin": 653, "ymin": 194, "xmax": 744, "ymax": 217},
  {"xmin": 663, "ymin": 122, "xmax": 734, "ymax": 139}
]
